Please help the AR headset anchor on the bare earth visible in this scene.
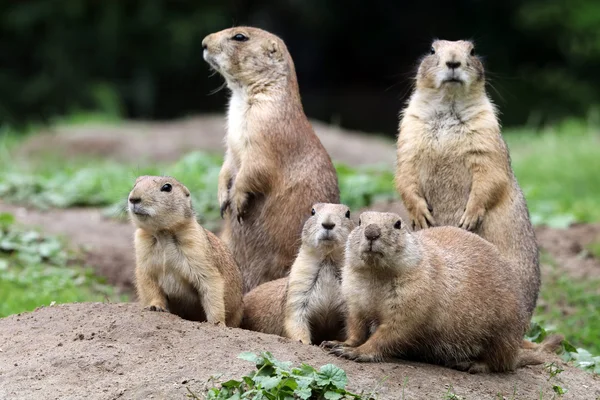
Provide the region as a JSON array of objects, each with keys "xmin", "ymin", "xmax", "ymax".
[
  {"xmin": 1, "ymin": 116, "xmax": 599, "ymax": 398},
  {"xmin": 1, "ymin": 303, "xmax": 598, "ymax": 400}
]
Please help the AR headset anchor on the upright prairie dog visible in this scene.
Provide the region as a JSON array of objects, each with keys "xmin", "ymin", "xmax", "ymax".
[
  {"xmin": 128, "ymin": 176, "xmax": 243, "ymax": 327},
  {"xmin": 202, "ymin": 27, "xmax": 340, "ymax": 293},
  {"xmin": 395, "ymin": 40, "xmax": 540, "ymax": 323},
  {"xmin": 323, "ymin": 211, "xmax": 557, "ymax": 373},
  {"xmin": 241, "ymin": 203, "xmax": 354, "ymax": 344}
]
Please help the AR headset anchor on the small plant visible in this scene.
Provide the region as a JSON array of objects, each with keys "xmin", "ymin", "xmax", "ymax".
[
  {"xmin": 443, "ymin": 384, "xmax": 464, "ymax": 400},
  {"xmin": 527, "ymin": 320, "xmax": 600, "ymax": 375},
  {"xmin": 194, "ymin": 351, "xmax": 376, "ymax": 399}
]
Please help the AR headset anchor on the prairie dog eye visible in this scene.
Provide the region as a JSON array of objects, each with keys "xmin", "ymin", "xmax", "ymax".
[
  {"xmin": 430, "ymin": 46, "xmax": 435, "ymax": 55},
  {"xmin": 345, "ymin": 210, "xmax": 351, "ymax": 219},
  {"xmin": 470, "ymin": 48, "xmax": 475, "ymax": 56},
  {"xmin": 161, "ymin": 184, "xmax": 172, "ymax": 192},
  {"xmin": 231, "ymin": 33, "xmax": 249, "ymax": 42},
  {"xmin": 311, "ymin": 208, "xmax": 316, "ymax": 216},
  {"xmin": 394, "ymin": 220, "xmax": 402, "ymax": 229}
]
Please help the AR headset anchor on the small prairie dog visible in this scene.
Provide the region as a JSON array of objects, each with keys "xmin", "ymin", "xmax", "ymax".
[
  {"xmin": 202, "ymin": 27, "xmax": 340, "ymax": 293},
  {"xmin": 241, "ymin": 203, "xmax": 354, "ymax": 345},
  {"xmin": 128, "ymin": 176, "xmax": 243, "ymax": 327},
  {"xmin": 395, "ymin": 40, "xmax": 540, "ymax": 323},
  {"xmin": 323, "ymin": 211, "xmax": 551, "ymax": 373}
]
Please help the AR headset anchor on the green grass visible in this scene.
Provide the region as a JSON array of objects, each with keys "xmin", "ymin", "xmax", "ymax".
[
  {"xmin": 0, "ymin": 213, "xmax": 126, "ymax": 318},
  {"xmin": 534, "ymin": 252, "xmax": 600, "ymax": 355},
  {"xmin": 505, "ymin": 119, "xmax": 600, "ymax": 227}
]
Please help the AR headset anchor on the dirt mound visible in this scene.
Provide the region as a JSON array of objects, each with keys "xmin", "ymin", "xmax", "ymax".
[
  {"xmin": 18, "ymin": 115, "xmax": 397, "ymax": 167},
  {"xmin": 536, "ymin": 223, "xmax": 600, "ymax": 280},
  {"xmin": 0, "ymin": 303, "xmax": 597, "ymax": 400}
]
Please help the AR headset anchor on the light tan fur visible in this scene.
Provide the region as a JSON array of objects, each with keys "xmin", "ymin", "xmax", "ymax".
[
  {"xmin": 202, "ymin": 27, "xmax": 340, "ymax": 293},
  {"xmin": 241, "ymin": 203, "xmax": 353, "ymax": 344},
  {"xmin": 395, "ymin": 40, "xmax": 540, "ymax": 324},
  {"xmin": 129, "ymin": 175, "xmax": 243, "ymax": 327},
  {"xmin": 323, "ymin": 211, "xmax": 541, "ymax": 373}
]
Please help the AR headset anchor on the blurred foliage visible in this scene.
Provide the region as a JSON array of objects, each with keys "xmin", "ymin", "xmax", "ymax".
[
  {"xmin": 1, "ymin": 1, "xmax": 600, "ymax": 132},
  {"xmin": 0, "ymin": 212, "xmax": 126, "ymax": 317}
]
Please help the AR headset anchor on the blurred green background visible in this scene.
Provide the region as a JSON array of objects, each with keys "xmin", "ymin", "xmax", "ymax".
[{"xmin": 2, "ymin": 0, "xmax": 600, "ymax": 132}]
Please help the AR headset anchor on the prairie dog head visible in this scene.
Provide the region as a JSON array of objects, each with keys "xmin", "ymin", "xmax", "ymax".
[
  {"xmin": 302, "ymin": 203, "xmax": 355, "ymax": 256},
  {"xmin": 347, "ymin": 212, "xmax": 420, "ymax": 269},
  {"xmin": 128, "ymin": 176, "xmax": 194, "ymax": 232},
  {"xmin": 202, "ymin": 27, "xmax": 291, "ymax": 89},
  {"xmin": 417, "ymin": 40, "xmax": 484, "ymax": 92}
]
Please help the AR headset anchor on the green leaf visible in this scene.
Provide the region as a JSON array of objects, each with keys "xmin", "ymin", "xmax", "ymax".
[
  {"xmin": 0, "ymin": 213, "xmax": 15, "ymax": 228},
  {"xmin": 562, "ymin": 340, "xmax": 578, "ymax": 353},
  {"xmin": 316, "ymin": 364, "xmax": 348, "ymax": 389},
  {"xmin": 238, "ymin": 352, "xmax": 259, "ymax": 363},
  {"xmin": 552, "ymin": 385, "xmax": 566, "ymax": 395},
  {"xmin": 254, "ymin": 375, "xmax": 281, "ymax": 390},
  {"xmin": 221, "ymin": 380, "xmax": 242, "ymax": 389},
  {"xmin": 324, "ymin": 390, "xmax": 344, "ymax": 400},
  {"xmin": 294, "ymin": 387, "xmax": 312, "ymax": 400}
]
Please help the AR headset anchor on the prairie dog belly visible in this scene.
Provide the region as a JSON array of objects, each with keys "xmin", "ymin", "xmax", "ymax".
[
  {"xmin": 159, "ymin": 271, "xmax": 205, "ymax": 321},
  {"xmin": 420, "ymin": 153, "xmax": 471, "ymax": 226}
]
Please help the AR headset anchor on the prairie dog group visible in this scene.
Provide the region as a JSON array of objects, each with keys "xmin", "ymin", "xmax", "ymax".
[
  {"xmin": 395, "ymin": 40, "xmax": 540, "ymax": 323},
  {"xmin": 202, "ymin": 27, "xmax": 340, "ymax": 293},
  {"xmin": 242, "ymin": 203, "xmax": 353, "ymax": 345},
  {"xmin": 123, "ymin": 30, "xmax": 554, "ymax": 376},
  {"xmin": 129, "ymin": 176, "xmax": 243, "ymax": 327},
  {"xmin": 323, "ymin": 211, "xmax": 538, "ymax": 373}
]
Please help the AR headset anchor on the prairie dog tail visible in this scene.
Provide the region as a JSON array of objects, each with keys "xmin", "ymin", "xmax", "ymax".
[{"xmin": 517, "ymin": 334, "xmax": 564, "ymax": 368}]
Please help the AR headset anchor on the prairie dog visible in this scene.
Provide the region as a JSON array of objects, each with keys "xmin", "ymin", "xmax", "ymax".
[
  {"xmin": 202, "ymin": 27, "xmax": 340, "ymax": 293},
  {"xmin": 241, "ymin": 203, "xmax": 354, "ymax": 344},
  {"xmin": 128, "ymin": 176, "xmax": 243, "ymax": 327},
  {"xmin": 323, "ymin": 211, "xmax": 541, "ymax": 373},
  {"xmin": 395, "ymin": 40, "xmax": 540, "ymax": 322}
]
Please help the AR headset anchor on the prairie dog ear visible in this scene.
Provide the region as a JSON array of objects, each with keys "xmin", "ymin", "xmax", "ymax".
[
  {"xmin": 266, "ymin": 39, "xmax": 280, "ymax": 57},
  {"xmin": 134, "ymin": 175, "xmax": 149, "ymax": 185}
]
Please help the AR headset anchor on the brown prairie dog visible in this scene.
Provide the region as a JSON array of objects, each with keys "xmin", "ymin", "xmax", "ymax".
[
  {"xmin": 202, "ymin": 27, "xmax": 340, "ymax": 293},
  {"xmin": 241, "ymin": 203, "xmax": 354, "ymax": 345},
  {"xmin": 128, "ymin": 176, "xmax": 243, "ymax": 327},
  {"xmin": 395, "ymin": 40, "xmax": 540, "ymax": 322},
  {"xmin": 323, "ymin": 211, "xmax": 545, "ymax": 373}
]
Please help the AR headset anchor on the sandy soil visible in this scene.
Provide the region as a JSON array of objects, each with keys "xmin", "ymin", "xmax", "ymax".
[{"xmin": 0, "ymin": 303, "xmax": 598, "ymax": 400}]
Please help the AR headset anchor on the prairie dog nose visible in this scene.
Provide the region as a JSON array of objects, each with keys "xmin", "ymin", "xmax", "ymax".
[
  {"xmin": 446, "ymin": 61, "xmax": 461, "ymax": 69},
  {"xmin": 364, "ymin": 224, "xmax": 381, "ymax": 241},
  {"xmin": 322, "ymin": 222, "xmax": 335, "ymax": 230},
  {"xmin": 129, "ymin": 197, "xmax": 141, "ymax": 205}
]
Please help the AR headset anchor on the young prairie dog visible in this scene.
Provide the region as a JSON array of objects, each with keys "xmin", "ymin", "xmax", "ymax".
[
  {"xmin": 128, "ymin": 176, "xmax": 243, "ymax": 327},
  {"xmin": 241, "ymin": 203, "xmax": 354, "ymax": 345},
  {"xmin": 323, "ymin": 211, "xmax": 551, "ymax": 373},
  {"xmin": 202, "ymin": 27, "xmax": 340, "ymax": 293},
  {"xmin": 395, "ymin": 40, "xmax": 540, "ymax": 323}
]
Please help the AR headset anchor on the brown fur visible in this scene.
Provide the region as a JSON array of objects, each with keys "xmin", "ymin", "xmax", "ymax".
[
  {"xmin": 323, "ymin": 211, "xmax": 537, "ymax": 373},
  {"xmin": 202, "ymin": 27, "xmax": 340, "ymax": 293},
  {"xmin": 129, "ymin": 176, "xmax": 243, "ymax": 327},
  {"xmin": 395, "ymin": 40, "xmax": 540, "ymax": 324},
  {"xmin": 241, "ymin": 203, "xmax": 353, "ymax": 345}
]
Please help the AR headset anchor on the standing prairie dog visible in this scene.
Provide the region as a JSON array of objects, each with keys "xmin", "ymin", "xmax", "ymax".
[
  {"xmin": 128, "ymin": 176, "xmax": 243, "ymax": 327},
  {"xmin": 323, "ymin": 211, "xmax": 551, "ymax": 373},
  {"xmin": 395, "ymin": 40, "xmax": 540, "ymax": 322},
  {"xmin": 241, "ymin": 203, "xmax": 354, "ymax": 345},
  {"xmin": 202, "ymin": 27, "xmax": 340, "ymax": 293}
]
